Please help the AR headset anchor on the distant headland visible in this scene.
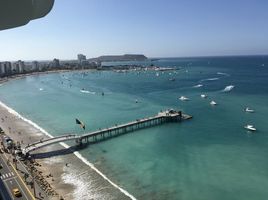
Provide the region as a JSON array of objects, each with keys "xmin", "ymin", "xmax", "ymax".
[{"xmin": 90, "ymin": 54, "xmax": 147, "ymax": 62}]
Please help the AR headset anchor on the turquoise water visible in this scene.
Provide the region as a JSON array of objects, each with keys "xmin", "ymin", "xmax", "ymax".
[{"xmin": 1, "ymin": 56, "xmax": 268, "ymax": 200}]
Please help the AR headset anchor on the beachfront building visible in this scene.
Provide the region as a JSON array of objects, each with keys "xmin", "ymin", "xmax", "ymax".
[
  {"xmin": 32, "ymin": 61, "xmax": 39, "ymax": 71},
  {"xmin": 11, "ymin": 60, "xmax": 24, "ymax": 74},
  {"xmin": 51, "ymin": 58, "xmax": 60, "ymax": 69},
  {"xmin": 77, "ymin": 54, "xmax": 86, "ymax": 65},
  {"xmin": 23, "ymin": 63, "xmax": 34, "ymax": 73},
  {"xmin": 0, "ymin": 62, "xmax": 4, "ymax": 76},
  {"xmin": 0, "ymin": 62, "xmax": 12, "ymax": 76},
  {"xmin": 17, "ymin": 60, "xmax": 25, "ymax": 73}
]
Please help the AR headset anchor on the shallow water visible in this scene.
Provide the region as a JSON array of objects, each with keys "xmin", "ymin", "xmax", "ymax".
[{"xmin": 1, "ymin": 56, "xmax": 268, "ymax": 200}]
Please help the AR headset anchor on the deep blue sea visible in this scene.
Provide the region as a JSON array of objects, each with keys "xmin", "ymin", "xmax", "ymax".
[{"xmin": 0, "ymin": 56, "xmax": 268, "ymax": 200}]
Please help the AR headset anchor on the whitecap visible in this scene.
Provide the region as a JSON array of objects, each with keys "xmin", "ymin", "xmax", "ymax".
[
  {"xmin": 39, "ymin": 88, "xmax": 44, "ymax": 91},
  {"xmin": 222, "ymin": 85, "xmax": 235, "ymax": 92}
]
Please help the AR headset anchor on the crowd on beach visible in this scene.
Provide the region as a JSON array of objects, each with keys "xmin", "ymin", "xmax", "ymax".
[{"xmin": 0, "ymin": 123, "xmax": 62, "ymax": 199}]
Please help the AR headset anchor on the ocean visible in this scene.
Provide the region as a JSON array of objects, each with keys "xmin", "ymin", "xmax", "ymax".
[{"xmin": 0, "ymin": 56, "xmax": 268, "ymax": 200}]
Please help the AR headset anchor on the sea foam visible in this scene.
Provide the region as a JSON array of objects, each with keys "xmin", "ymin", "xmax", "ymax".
[{"xmin": 0, "ymin": 100, "xmax": 136, "ymax": 200}]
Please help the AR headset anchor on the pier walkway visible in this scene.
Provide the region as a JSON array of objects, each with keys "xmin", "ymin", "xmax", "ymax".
[{"xmin": 22, "ymin": 110, "xmax": 192, "ymax": 155}]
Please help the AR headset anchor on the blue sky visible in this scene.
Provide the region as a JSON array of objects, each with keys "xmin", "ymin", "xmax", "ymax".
[{"xmin": 1, "ymin": 0, "xmax": 268, "ymax": 61}]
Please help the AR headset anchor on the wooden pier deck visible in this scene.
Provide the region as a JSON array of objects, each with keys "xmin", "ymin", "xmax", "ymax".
[{"xmin": 23, "ymin": 110, "xmax": 192, "ymax": 154}]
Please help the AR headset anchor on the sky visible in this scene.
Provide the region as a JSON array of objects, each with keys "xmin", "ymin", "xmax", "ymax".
[{"xmin": 1, "ymin": 0, "xmax": 268, "ymax": 61}]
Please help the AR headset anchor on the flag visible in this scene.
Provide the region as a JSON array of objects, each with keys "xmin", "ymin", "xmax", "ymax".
[{"xmin": 76, "ymin": 118, "xmax": 85, "ymax": 130}]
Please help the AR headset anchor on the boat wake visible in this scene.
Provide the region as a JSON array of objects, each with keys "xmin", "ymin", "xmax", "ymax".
[
  {"xmin": 217, "ymin": 72, "xmax": 230, "ymax": 76},
  {"xmin": 200, "ymin": 77, "xmax": 220, "ymax": 82},
  {"xmin": 0, "ymin": 100, "xmax": 136, "ymax": 200},
  {"xmin": 193, "ymin": 84, "xmax": 203, "ymax": 88},
  {"xmin": 222, "ymin": 85, "xmax": 235, "ymax": 92},
  {"xmin": 80, "ymin": 90, "xmax": 96, "ymax": 95}
]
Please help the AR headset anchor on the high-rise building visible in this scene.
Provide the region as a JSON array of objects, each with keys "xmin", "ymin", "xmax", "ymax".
[
  {"xmin": 77, "ymin": 54, "xmax": 86, "ymax": 65},
  {"xmin": 18, "ymin": 60, "xmax": 25, "ymax": 73},
  {"xmin": 0, "ymin": 62, "xmax": 4, "ymax": 76},
  {"xmin": 2, "ymin": 62, "xmax": 12, "ymax": 76},
  {"xmin": 32, "ymin": 61, "xmax": 39, "ymax": 71}
]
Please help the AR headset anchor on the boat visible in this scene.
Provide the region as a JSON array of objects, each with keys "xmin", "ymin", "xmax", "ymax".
[
  {"xmin": 201, "ymin": 94, "xmax": 207, "ymax": 98},
  {"xmin": 245, "ymin": 107, "xmax": 254, "ymax": 113},
  {"xmin": 179, "ymin": 96, "xmax": 189, "ymax": 101},
  {"xmin": 244, "ymin": 125, "xmax": 256, "ymax": 131},
  {"xmin": 210, "ymin": 100, "xmax": 217, "ymax": 105},
  {"xmin": 169, "ymin": 78, "xmax": 175, "ymax": 81}
]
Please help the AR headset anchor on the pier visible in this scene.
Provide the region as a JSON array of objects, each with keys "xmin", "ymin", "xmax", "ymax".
[{"xmin": 22, "ymin": 110, "xmax": 192, "ymax": 154}]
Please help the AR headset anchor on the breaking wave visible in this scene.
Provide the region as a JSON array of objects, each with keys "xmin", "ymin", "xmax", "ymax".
[{"xmin": 0, "ymin": 100, "xmax": 136, "ymax": 200}]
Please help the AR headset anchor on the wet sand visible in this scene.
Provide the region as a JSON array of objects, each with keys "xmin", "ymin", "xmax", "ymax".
[{"xmin": 0, "ymin": 74, "xmax": 133, "ymax": 200}]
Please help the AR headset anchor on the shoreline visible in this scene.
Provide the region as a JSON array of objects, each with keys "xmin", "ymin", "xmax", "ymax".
[
  {"xmin": 0, "ymin": 72, "xmax": 135, "ymax": 200},
  {"xmin": 0, "ymin": 69, "xmax": 97, "ymax": 85}
]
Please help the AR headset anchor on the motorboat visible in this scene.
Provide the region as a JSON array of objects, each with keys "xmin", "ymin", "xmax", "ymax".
[
  {"xmin": 245, "ymin": 107, "xmax": 254, "ymax": 113},
  {"xmin": 201, "ymin": 94, "xmax": 207, "ymax": 98},
  {"xmin": 210, "ymin": 100, "xmax": 217, "ymax": 105},
  {"xmin": 244, "ymin": 125, "xmax": 256, "ymax": 131},
  {"xmin": 179, "ymin": 96, "xmax": 189, "ymax": 101}
]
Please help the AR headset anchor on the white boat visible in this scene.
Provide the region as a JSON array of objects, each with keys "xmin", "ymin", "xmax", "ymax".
[
  {"xmin": 210, "ymin": 100, "xmax": 217, "ymax": 105},
  {"xmin": 201, "ymin": 94, "xmax": 207, "ymax": 98},
  {"xmin": 244, "ymin": 125, "xmax": 256, "ymax": 131},
  {"xmin": 245, "ymin": 107, "xmax": 254, "ymax": 113},
  {"xmin": 179, "ymin": 96, "xmax": 189, "ymax": 101}
]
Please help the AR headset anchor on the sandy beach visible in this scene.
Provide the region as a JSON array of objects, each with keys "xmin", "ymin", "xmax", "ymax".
[{"xmin": 0, "ymin": 73, "xmax": 133, "ymax": 200}]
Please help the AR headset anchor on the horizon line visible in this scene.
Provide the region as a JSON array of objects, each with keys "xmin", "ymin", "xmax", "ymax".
[{"xmin": 1, "ymin": 53, "xmax": 268, "ymax": 62}]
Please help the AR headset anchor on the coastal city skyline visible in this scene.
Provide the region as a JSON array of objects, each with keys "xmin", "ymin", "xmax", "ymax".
[
  {"xmin": 0, "ymin": 53, "xmax": 148, "ymax": 77},
  {"xmin": 1, "ymin": 0, "xmax": 268, "ymax": 60}
]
